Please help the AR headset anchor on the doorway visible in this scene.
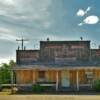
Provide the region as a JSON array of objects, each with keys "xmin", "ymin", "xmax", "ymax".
[{"xmin": 61, "ymin": 70, "xmax": 70, "ymax": 87}]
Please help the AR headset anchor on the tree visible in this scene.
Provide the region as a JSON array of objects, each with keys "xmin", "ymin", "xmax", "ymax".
[{"xmin": 0, "ymin": 60, "xmax": 16, "ymax": 84}]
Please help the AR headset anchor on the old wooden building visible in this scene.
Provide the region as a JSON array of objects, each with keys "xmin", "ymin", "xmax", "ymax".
[{"xmin": 12, "ymin": 39, "xmax": 100, "ymax": 91}]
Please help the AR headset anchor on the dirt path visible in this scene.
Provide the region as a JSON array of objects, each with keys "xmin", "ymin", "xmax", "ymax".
[{"xmin": 0, "ymin": 95, "xmax": 100, "ymax": 100}]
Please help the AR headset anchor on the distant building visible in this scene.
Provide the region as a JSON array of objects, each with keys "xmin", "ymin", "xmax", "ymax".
[{"xmin": 12, "ymin": 40, "xmax": 100, "ymax": 91}]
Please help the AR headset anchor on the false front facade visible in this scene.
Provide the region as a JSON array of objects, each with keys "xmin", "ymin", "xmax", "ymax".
[{"xmin": 12, "ymin": 40, "xmax": 100, "ymax": 91}]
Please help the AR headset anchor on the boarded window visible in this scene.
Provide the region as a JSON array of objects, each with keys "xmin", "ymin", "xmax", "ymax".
[{"xmin": 38, "ymin": 71, "xmax": 45, "ymax": 79}]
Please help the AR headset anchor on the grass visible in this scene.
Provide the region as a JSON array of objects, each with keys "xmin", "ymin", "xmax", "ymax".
[{"xmin": 0, "ymin": 88, "xmax": 11, "ymax": 95}]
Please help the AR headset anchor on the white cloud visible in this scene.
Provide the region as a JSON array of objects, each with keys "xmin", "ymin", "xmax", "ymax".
[
  {"xmin": 83, "ymin": 15, "xmax": 99, "ymax": 24},
  {"xmin": 78, "ymin": 23, "xmax": 83, "ymax": 26},
  {"xmin": 0, "ymin": 0, "xmax": 52, "ymax": 29},
  {"xmin": 77, "ymin": 9, "xmax": 86, "ymax": 17},
  {"xmin": 0, "ymin": 27, "xmax": 11, "ymax": 33},
  {"xmin": 0, "ymin": 27, "xmax": 19, "ymax": 42},
  {"xmin": 0, "ymin": 0, "xmax": 15, "ymax": 5},
  {"xmin": 0, "ymin": 58, "xmax": 10, "ymax": 64},
  {"xmin": 78, "ymin": 15, "xmax": 99, "ymax": 26},
  {"xmin": 0, "ymin": 34, "xmax": 18, "ymax": 42},
  {"xmin": 0, "ymin": 57, "xmax": 15, "ymax": 64},
  {"xmin": 86, "ymin": 6, "xmax": 91, "ymax": 12},
  {"xmin": 77, "ymin": 6, "xmax": 91, "ymax": 17},
  {"xmin": 42, "ymin": 22, "xmax": 51, "ymax": 28}
]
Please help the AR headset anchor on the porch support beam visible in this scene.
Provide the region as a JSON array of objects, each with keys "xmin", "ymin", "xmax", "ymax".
[
  {"xmin": 32, "ymin": 70, "xmax": 36, "ymax": 84},
  {"xmin": 76, "ymin": 70, "xmax": 79, "ymax": 91},
  {"xmin": 11, "ymin": 70, "xmax": 14, "ymax": 93},
  {"xmin": 11, "ymin": 70, "xmax": 14, "ymax": 85},
  {"xmin": 56, "ymin": 71, "xmax": 59, "ymax": 91}
]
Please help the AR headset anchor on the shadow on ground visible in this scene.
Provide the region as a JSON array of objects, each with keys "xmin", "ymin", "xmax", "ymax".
[{"xmin": 13, "ymin": 90, "xmax": 100, "ymax": 95}]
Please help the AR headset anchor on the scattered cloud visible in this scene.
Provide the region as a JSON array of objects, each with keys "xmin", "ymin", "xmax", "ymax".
[
  {"xmin": 86, "ymin": 6, "xmax": 91, "ymax": 12},
  {"xmin": 78, "ymin": 23, "xmax": 83, "ymax": 26},
  {"xmin": 0, "ymin": 0, "xmax": 52, "ymax": 29},
  {"xmin": 78, "ymin": 15, "xmax": 99, "ymax": 26},
  {"xmin": 0, "ymin": 57, "xmax": 15, "ymax": 64},
  {"xmin": 0, "ymin": 58, "xmax": 10, "ymax": 64},
  {"xmin": 0, "ymin": 34, "xmax": 18, "ymax": 42},
  {"xmin": 0, "ymin": 0, "xmax": 15, "ymax": 5},
  {"xmin": 77, "ymin": 6, "xmax": 99, "ymax": 26},
  {"xmin": 84, "ymin": 15, "xmax": 99, "ymax": 24},
  {"xmin": 0, "ymin": 0, "xmax": 100, "ymax": 64},
  {"xmin": 0, "ymin": 27, "xmax": 19, "ymax": 42},
  {"xmin": 77, "ymin": 6, "xmax": 91, "ymax": 17},
  {"xmin": 77, "ymin": 9, "xmax": 86, "ymax": 17}
]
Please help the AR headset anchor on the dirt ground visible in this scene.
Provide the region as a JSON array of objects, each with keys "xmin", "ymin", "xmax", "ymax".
[{"xmin": 0, "ymin": 95, "xmax": 100, "ymax": 100}]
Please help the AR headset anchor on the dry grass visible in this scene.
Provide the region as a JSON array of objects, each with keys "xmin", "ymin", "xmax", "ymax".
[
  {"xmin": 0, "ymin": 95, "xmax": 100, "ymax": 100},
  {"xmin": 0, "ymin": 89, "xmax": 11, "ymax": 95}
]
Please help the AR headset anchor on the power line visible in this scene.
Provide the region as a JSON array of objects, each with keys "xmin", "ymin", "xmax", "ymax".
[{"xmin": 16, "ymin": 38, "xmax": 29, "ymax": 50}]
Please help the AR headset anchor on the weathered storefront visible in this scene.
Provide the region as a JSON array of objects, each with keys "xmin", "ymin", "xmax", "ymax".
[
  {"xmin": 12, "ymin": 40, "xmax": 100, "ymax": 91},
  {"xmin": 11, "ymin": 65, "xmax": 100, "ymax": 91}
]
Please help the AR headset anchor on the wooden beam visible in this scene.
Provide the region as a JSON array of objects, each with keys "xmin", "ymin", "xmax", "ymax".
[
  {"xmin": 11, "ymin": 70, "xmax": 14, "ymax": 94},
  {"xmin": 33, "ymin": 70, "xmax": 36, "ymax": 84},
  {"xmin": 76, "ymin": 71, "xmax": 79, "ymax": 91},
  {"xmin": 56, "ymin": 71, "xmax": 59, "ymax": 91},
  {"xmin": 11, "ymin": 71, "xmax": 14, "ymax": 85}
]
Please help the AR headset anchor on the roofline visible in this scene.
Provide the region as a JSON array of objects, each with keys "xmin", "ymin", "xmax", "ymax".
[
  {"xmin": 40, "ymin": 40, "xmax": 90, "ymax": 42},
  {"xmin": 11, "ymin": 66, "xmax": 100, "ymax": 70},
  {"xmin": 16, "ymin": 50, "xmax": 39, "ymax": 51},
  {"xmin": 12, "ymin": 65, "xmax": 100, "ymax": 70}
]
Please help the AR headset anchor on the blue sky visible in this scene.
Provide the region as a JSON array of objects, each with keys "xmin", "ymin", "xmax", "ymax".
[{"xmin": 0, "ymin": 0, "xmax": 100, "ymax": 63}]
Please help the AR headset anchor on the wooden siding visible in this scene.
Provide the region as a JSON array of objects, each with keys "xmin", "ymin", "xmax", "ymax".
[
  {"xmin": 69, "ymin": 70, "xmax": 76, "ymax": 86},
  {"xmin": 93, "ymin": 69, "xmax": 100, "ymax": 80},
  {"xmin": 40, "ymin": 41, "xmax": 90, "ymax": 62},
  {"xmin": 16, "ymin": 70, "xmax": 33, "ymax": 84},
  {"xmin": 16, "ymin": 50, "xmax": 39, "ymax": 64},
  {"xmin": 15, "ymin": 69, "xmax": 100, "ymax": 85},
  {"xmin": 45, "ymin": 70, "xmax": 61, "ymax": 82}
]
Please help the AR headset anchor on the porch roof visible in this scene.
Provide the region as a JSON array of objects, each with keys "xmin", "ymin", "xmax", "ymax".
[{"xmin": 12, "ymin": 63, "xmax": 100, "ymax": 70}]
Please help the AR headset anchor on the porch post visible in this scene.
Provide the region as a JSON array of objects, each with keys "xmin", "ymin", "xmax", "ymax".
[
  {"xmin": 11, "ymin": 70, "xmax": 14, "ymax": 93},
  {"xmin": 11, "ymin": 70, "xmax": 14, "ymax": 85},
  {"xmin": 33, "ymin": 70, "xmax": 36, "ymax": 84},
  {"xmin": 76, "ymin": 70, "xmax": 79, "ymax": 91},
  {"xmin": 56, "ymin": 71, "xmax": 59, "ymax": 91}
]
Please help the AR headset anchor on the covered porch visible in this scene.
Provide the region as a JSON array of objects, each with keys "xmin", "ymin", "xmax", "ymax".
[{"xmin": 11, "ymin": 66, "xmax": 100, "ymax": 91}]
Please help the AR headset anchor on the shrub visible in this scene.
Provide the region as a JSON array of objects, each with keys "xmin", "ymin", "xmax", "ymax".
[
  {"xmin": 32, "ymin": 84, "xmax": 45, "ymax": 92},
  {"xmin": 92, "ymin": 80, "xmax": 100, "ymax": 91}
]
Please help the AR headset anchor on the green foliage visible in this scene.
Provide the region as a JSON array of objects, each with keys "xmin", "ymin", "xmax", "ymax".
[
  {"xmin": 92, "ymin": 80, "xmax": 100, "ymax": 91},
  {"xmin": 32, "ymin": 84, "xmax": 46, "ymax": 92},
  {"xmin": 0, "ymin": 68, "xmax": 10, "ymax": 84},
  {"xmin": 0, "ymin": 60, "xmax": 15, "ymax": 84},
  {"xmin": 9, "ymin": 60, "xmax": 15, "ymax": 67}
]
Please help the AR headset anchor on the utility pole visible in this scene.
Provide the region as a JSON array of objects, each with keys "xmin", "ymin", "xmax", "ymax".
[{"xmin": 16, "ymin": 38, "xmax": 29, "ymax": 50}]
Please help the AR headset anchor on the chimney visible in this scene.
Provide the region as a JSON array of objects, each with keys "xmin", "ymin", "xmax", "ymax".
[
  {"xmin": 47, "ymin": 37, "xmax": 50, "ymax": 41},
  {"xmin": 80, "ymin": 37, "xmax": 83, "ymax": 41}
]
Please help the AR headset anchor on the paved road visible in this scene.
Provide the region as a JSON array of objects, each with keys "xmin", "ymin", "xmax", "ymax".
[{"xmin": 0, "ymin": 95, "xmax": 100, "ymax": 100}]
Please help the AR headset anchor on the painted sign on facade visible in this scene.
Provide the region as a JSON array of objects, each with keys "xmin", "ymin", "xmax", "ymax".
[{"xmin": 40, "ymin": 41, "xmax": 90, "ymax": 62}]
